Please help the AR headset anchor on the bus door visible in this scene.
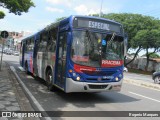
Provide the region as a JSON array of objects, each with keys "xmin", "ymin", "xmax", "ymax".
[
  {"xmin": 33, "ymin": 39, "xmax": 38, "ymax": 76},
  {"xmin": 37, "ymin": 32, "xmax": 48, "ymax": 78},
  {"xmin": 21, "ymin": 41, "xmax": 25, "ymax": 67},
  {"xmin": 55, "ymin": 32, "xmax": 67, "ymax": 88}
]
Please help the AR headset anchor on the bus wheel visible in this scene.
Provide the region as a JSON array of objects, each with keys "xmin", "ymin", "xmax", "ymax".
[
  {"xmin": 46, "ymin": 69, "xmax": 55, "ymax": 91},
  {"xmin": 25, "ymin": 62, "xmax": 29, "ymax": 74}
]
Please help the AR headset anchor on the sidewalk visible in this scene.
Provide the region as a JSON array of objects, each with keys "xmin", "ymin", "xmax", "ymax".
[
  {"xmin": 0, "ymin": 62, "xmax": 21, "ymax": 112},
  {"xmin": 124, "ymin": 75, "xmax": 160, "ymax": 90},
  {"xmin": 0, "ymin": 62, "xmax": 38, "ymax": 120}
]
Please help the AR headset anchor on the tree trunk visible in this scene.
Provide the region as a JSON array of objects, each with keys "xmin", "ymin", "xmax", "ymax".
[
  {"xmin": 125, "ymin": 46, "xmax": 142, "ymax": 67},
  {"xmin": 145, "ymin": 48, "xmax": 149, "ymax": 71},
  {"xmin": 145, "ymin": 48, "xmax": 157, "ymax": 71}
]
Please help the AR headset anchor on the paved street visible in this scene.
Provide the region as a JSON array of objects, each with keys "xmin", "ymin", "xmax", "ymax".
[{"xmin": 1, "ymin": 54, "xmax": 160, "ymax": 120}]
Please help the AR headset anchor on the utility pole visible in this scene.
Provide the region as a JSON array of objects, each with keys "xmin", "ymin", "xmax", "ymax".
[
  {"xmin": 99, "ymin": 0, "xmax": 103, "ymax": 17},
  {"xmin": 0, "ymin": 31, "xmax": 9, "ymax": 71},
  {"xmin": 0, "ymin": 38, "xmax": 5, "ymax": 71}
]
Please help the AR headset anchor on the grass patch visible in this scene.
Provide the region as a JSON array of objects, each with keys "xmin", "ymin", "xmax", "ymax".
[{"xmin": 128, "ymin": 68, "xmax": 152, "ymax": 75}]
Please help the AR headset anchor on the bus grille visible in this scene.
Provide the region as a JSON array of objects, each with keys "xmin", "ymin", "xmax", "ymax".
[
  {"xmin": 84, "ymin": 72, "xmax": 114, "ymax": 76},
  {"xmin": 86, "ymin": 78, "xmax": 110, "ymax": 81},
  {"xmin": 88, "ymin": 84, "xmax": 108, "ymax": 89}
]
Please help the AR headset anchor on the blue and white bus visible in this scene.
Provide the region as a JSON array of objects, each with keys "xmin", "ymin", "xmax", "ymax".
[{"xmin": 20, "ymin": 15, "xmax": 127, "ymax": 93}]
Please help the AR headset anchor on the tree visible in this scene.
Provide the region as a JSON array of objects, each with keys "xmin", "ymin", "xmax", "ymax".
[
  {"xmin": 133, "ymin": 29, "xmax": 160, "ymax": 70},
  {"xmin": 0, "ymin": 11, "xmax": 5, "ymax": 18},
  {"xmin": 93, "ymin": 13, "xmax": 160, "ymax": 68},
  {"xmin": 0, "ymin": 0, "xmax": 35, "ymax": 19},
  {"xmin": 0, "ymin": 36, "xmax": 2, "ymax": 44},
  {"xmin": 56, "ymin": 17, "xmax": 66, "ymax": 22}
]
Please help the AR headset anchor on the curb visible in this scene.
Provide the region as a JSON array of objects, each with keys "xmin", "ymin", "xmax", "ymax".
[
  {"xmin": 10, "ymin": 66, "xmax": 52, "ymax": 120},
  {"xmin": 123, "ymin": 78, "xmax": 160, "ymax": 90}
]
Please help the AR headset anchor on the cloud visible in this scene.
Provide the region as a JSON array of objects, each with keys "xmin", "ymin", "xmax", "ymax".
[
  {"xmin": 46, "ymin": 7, "xmax": 64, "ymax": 13},
  {"xmin": 0, "ymin": 7, "xmax": 8, "ymax": 13},
  {"xmin": 0, "ymin": 19, "xmax": 19, "ymax": 32},
  {"xmin": 74, "ymin": 4, "xmax": 99, "ymax": 15},
  {"xmin": 45, "ymin": 0, "xmax": 72, "ymax": 7},
  {"xmin": 46, "ymin": 0, "xmax": 61, "ymax": 4}
]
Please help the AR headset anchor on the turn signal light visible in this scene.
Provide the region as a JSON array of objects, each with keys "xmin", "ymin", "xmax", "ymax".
[{"xmin": 69, "ymin": 69, "xmax": 73, "ymax": 73}]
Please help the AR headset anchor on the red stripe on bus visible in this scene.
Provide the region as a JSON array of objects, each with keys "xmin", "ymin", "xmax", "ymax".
[{"xmin": 74, "ymin": 64, "xmax": 96, "ymax": 73}]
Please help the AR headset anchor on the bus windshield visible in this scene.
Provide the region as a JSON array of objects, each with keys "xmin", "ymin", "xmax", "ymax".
[{"xmin": 71, "ymin": 30, "xmax": 124, "ymax": 67}]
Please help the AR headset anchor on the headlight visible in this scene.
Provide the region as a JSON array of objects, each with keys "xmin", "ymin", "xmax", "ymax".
[
  {"xmin": 68, "ymin": 69, "xmax": 82, "ymax": 81},
  {"xmin": 115, "ymin": 77, "xmax": 119, "ymax": 81},
  {"xmin": 76, "ymin": 76, "xmax": 81, "ymax": 81}
]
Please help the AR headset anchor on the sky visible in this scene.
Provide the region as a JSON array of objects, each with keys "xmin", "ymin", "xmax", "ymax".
[{"xmin": 1, "ymin": 0, "xmax": 160, "ymax": 33}]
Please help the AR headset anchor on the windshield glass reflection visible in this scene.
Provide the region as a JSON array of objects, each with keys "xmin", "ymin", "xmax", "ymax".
[{"xmin": 71, "ymin": 30, "xmax": 124, "ymax": 67}]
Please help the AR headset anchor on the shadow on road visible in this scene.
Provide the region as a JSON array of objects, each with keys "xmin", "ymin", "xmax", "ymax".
[{"xmin": 19, "ymin": 72, "xmax": 140, "ymax": 111}]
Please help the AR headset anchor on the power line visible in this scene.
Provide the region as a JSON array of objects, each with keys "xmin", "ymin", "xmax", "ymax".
[{"xmin": 142, "ymin": 8, "xmax": 160, "ymax": 15}]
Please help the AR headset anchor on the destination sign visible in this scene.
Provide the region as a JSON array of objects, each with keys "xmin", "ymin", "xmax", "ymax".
[
  {"xmin": 88, "ymin": 21, "xmax": 110, "ymax": 30},
  {"xmin": 73, "ymin": 17, "xmax": 122, "ymax": 33}
]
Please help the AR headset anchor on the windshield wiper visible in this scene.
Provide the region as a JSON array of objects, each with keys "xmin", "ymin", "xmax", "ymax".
[
  {"xmin": 108, "ymin": 32, "xmax": 116, "ymax": 46},
  {"xmin": 110, "ymin": 32, "xmax": 116, "ymax": 41}
]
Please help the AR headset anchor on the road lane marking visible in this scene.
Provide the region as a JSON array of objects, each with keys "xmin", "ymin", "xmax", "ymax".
[
  {"xmin": 129, "ymin": 91, "xmax": 160, "ymax": 103},
  {"xmin": 10, "ymin": 66, "xmax": 52, "ymax": 120}
]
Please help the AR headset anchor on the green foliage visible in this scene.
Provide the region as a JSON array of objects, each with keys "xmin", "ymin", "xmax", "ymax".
[
  {"xmin": 151, "ymin": 53, "xmax": 160, "ymax": 58},
  {"xmin": 93, "ymin": 13, "xmax": 160, "ymax": 50},
  {"xmin": 142, "ymin": 52, "xmax": 160, "ymax": 58},
  {"xmin": 56, "ymin": 17, "xmax": 67, "ymax": 22},
  {"xmin": 133, "ymin": 29, "xmax": 160, "ymax": 49},
  {"xmin": 0, "ymin": 11, "xmax": 5, "ymax": 18},
  {"xmin": 0, "ymin": 0, "xmax": 35, "ymax": 19}
]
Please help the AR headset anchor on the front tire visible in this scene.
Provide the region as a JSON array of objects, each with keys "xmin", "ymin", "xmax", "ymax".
[{"xmin": 154, "ymin": 76, "xmax": 160, "ymax": 84}]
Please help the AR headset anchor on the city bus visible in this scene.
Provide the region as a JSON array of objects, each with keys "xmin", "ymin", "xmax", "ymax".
[{"xmin": 20, "ymin": 15, "xmax": 127, "ymax": 93}]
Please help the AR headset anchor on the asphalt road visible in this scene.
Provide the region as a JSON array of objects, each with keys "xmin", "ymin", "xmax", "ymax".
[{"xmin": 2, "ymin": 54, "xmax": 160, "ymax": 120}]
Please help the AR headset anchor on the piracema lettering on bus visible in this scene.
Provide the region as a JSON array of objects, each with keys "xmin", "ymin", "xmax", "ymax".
[{"xmin": 102, "ymin": 60, "xmax": 121, "ymax": 65}]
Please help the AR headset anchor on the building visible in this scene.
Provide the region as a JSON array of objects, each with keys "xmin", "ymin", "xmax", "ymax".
[{"xmin": 0, "ymin": 31, "xmax": 32, "ymax": 51}]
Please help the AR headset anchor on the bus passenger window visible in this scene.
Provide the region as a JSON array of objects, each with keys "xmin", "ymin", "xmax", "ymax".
[
  {"xmin": 48, "ymin": 28, "xmax": 57, "ymax": 52},
  {"xmin": 39, "ymin": 32, "xmax": 48, "ymax": 52}
]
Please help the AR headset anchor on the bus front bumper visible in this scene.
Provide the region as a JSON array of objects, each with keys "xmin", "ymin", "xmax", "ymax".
[{"xmin": 65, "ymin": 78, "xmax": 123, "ymax": 93}]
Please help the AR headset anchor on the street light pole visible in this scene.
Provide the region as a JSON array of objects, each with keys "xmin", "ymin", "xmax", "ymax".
[
  {"xmin": 0, "ymin": 38, "xmax": 5, "ymax": 71},
  {"xmin": 99, "ymin": 0, "xmax": 103, "ymax": 17}
]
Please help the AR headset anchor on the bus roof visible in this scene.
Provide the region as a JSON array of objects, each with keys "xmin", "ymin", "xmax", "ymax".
[
  {"xmin": 21, "ymin": 15, "xmax": 122, "ymax": 41},
  {"xmin": 57, "ymin": 15, "xmax": 121, "ymax": 27}
]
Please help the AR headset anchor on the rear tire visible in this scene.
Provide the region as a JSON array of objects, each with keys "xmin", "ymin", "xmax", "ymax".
[
  {"xmin": 46, "ymin": 69, "xmax": 56, "ymax": 91},
  {"xmin": 154, "ymin": 76, "xmax": 160, "ymax": 84},
  {"xmin": 25, "ymin": 62, "xmax": 29, "ymax": 74}
]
